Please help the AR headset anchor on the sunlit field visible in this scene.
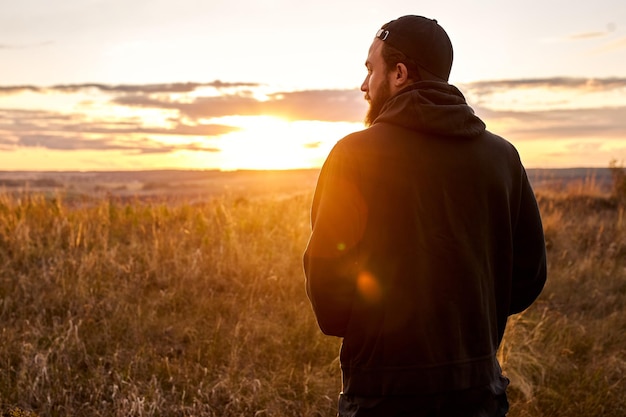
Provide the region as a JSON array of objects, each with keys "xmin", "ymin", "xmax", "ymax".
[{"xmin": 0, "ymin": 170, "xmax": 625, "ymax": 416}]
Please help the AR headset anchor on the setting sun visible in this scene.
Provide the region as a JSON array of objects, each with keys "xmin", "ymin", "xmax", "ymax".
[{"xmin": 215, "ymin": 116, "xmax": 361, "ymax": 171}]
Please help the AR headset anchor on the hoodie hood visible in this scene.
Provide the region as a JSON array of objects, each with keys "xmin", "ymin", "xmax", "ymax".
[{"xmin": 374, "ymin": 81, "xmax": 486, "ymax": 137}]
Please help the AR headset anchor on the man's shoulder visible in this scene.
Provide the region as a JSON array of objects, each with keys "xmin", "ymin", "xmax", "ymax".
[
  {"xmin": 336, "ymin": 123, "xmax": 404, "ymax": 147},
  {"xmin": 481, "ymin": 129, "xmax": 521, "ymax": 158}
]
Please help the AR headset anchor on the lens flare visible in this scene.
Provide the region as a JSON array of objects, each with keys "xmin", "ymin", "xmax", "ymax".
[{"xmin": 357, "ymin": 271, "xmax": 382, "ymax": 303}]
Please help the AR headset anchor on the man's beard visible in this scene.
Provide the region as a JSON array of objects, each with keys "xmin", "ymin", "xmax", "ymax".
[{"xmin": 364, "ymin": 79, "xmax": 392, "ymax": 127}]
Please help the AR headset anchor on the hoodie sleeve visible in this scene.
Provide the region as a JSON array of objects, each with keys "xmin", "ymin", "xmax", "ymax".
[
  {"xmin": 510, "ymin": 168, "xmax": 547, "ymax": 315},
  {"xmin": 303, "ymin": 143, "xmax": 367, "ymax": 337}
]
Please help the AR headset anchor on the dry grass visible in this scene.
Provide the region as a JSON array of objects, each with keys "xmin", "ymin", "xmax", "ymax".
[
  {"xmin": 0, "ymin": 181, "xmax": 624, "ymax": 416},
  {"xmin": 0, "ymin": 191, "xmax": 339, "ymax": 416},
  {"xmin": 501, "ymin": 188, "xmax": 626, "ymax": 416}
]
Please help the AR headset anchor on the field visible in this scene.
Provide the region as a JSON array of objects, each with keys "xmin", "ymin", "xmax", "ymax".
[{"xmin": 0, "ymin": 169, "xmax": 624, "ymax": 416}]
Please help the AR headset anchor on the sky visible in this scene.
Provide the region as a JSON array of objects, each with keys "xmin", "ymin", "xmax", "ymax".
[{"xmin": 1, "ymin": 0, "xmax": 626, "ymax": 171}]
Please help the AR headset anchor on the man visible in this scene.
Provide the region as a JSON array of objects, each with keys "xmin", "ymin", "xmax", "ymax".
[{"xmin": 303, "ymin": 15, "xmax": 547, "ymax": 417}]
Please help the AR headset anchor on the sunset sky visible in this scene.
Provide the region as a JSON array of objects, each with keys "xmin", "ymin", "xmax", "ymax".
[{"xmin": 1, "ymin": 0, "xmax": 626, "ymax": 171}]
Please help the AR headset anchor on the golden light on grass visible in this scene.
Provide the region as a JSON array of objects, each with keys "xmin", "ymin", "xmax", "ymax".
[{"xmin": 0, "ymin": 171, "xmax": 625, "ymax": 415}]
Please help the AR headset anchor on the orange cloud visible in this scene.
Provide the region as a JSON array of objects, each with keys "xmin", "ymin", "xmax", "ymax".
[
  {"xmin": 1, "ymin": 77, "xmax": 624, "ymax": 162},
  {"xmin": 0, "ymin": 80, "xmax": 259, "ymax": 95},
  {"xmin": 113, "ymin": 89, "xmax": 366, "ymax": 122}
]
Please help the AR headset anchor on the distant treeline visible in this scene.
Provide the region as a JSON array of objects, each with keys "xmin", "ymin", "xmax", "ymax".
[
  {"xmin": 527, "ymin": 168, "xmax": 613, "ymax": 191},
  {"xmin": 0, "ymin": 167, "xmax": 617, "ymax": 194}
]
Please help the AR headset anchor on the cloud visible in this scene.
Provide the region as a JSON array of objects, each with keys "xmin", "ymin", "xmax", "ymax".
[
  {"xmin": 51, "ymin": 81, "xmax": 260, "ymax": 94},
  {"xmin": 477, "ymin": 106, "xmax": 626, "ymax": 141},
  {"xmin": 0, "ymin": 80, "xmax": 260, "ymax": 95},
  {"xmin": 15, "ymin": 134, "xmax": 220, "ymax": 154},
  {"xmin": 51, "ymin": 121, "xmax": 238, "ymax": 137},
  {"xmin": 18, "ymin": 134, "xmax": 128, "ymax": 151},
  {"xmin": 0, "ymin": 109, "xmax": 226, "ymax": 154},
  {"xmin": 114, "ymin": 89, "xmax": 367, "ymax": 122},
  {"xmin": 0, "ymin": 133, "xmax": 16, "ymax": 149},
  {"xmin": 566, "ymin": 23, "xmax": 616, "ymax": 41},
  {"xmin": 0, "ymin": 80, "xmax": 366, "ymax": 122},
  {"xmin": 1, "ymin": 76, "xmax": 625, "ymax": 160},
  {"xmin": 461, "ymin": 77, "xmax": 626, "ymax": 92},
  {"xmin": 461, "ymin": 77, "xmax": 626, "ymax": 116},
  {"xmin": 266, "ymin": 90, "xmax": 366, "ymax": 122},
  {"xmin": 0, "ymin": 109, "xmax": 240, "ymax": 137},
  {"xmin": 7, "ymin": 77, "xmax": 624, "ymax": 126},
  {"xmin": 0, "ymin": 108, "xmax": 75, "ymax": 122},
  {"xmin": 568, "ymin": 32, "xmax": 608, "ymax": 40}
]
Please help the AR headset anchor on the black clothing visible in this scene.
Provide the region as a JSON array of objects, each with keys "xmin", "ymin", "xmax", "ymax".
[
  {"xmin": 338, "ymin": 389, "xmax": 509, "ymax": 417},
  {"xmin": 303, "ymin": 81, "xmax": 546, "ymax": 408}
]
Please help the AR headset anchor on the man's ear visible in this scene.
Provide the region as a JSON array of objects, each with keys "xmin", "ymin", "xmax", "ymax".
[{"xmin": 393, "ymin": 63, "xmax": 410, "ymax": 87}]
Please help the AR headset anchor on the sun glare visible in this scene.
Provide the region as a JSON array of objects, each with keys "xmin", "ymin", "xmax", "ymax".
[{"xmin": 215, "ymin": 116, "xmax": 359, "ymax": 171}]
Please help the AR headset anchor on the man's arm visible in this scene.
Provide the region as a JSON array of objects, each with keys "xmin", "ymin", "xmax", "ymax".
[
  {"xmin": 303, "ymin": 145, "xmax": 366, "ymax": 337},
  {"xmin": 510, "ymin": 169, "xmax": 547, "ymax": 315}
]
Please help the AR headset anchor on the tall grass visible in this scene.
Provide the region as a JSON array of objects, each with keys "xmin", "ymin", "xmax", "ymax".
[
  {"xmin": 0, "ymin": 185, "xmax": 624, "ymax": 416},
  {"xmin": 0, "ymin": 192, "xmax": 339, "ymax": 416},
  {"xmin": 501, "ymin": 189, "xmax": 626, "ymax": 416}
]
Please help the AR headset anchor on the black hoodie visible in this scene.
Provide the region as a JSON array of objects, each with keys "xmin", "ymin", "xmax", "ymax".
[{"xmin": 304, "ymin": 81, "xmax": 547, "ymax": 398}]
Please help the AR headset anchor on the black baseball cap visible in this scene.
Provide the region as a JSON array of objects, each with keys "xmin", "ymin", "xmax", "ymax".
[{"xmin": 376, "ymin": 15, "xmax": 453, "ymax": 81}]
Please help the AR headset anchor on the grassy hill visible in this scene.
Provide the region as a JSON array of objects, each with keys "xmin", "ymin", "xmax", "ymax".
[{"xmin": 0, "ymin": 171, "xmax": 624, "ymax": 416}]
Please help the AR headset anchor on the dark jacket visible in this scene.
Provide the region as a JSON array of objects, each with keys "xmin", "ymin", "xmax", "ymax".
[{"xmin": 303, "ymin": 81, "xmax": 547, "ymax": 397}]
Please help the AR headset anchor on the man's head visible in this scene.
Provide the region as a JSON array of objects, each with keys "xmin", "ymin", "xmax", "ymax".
[
  {"xmin": 361, "ymin": 15, "xmax": 453, "ymax": 125},
  {"xmin": 377, "ymin": 15, "xmax": 453, "ymax": 82}
]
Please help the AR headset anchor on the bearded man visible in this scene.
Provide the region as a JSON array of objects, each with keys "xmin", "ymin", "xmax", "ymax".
[{"xmin": 304, "ymin": 15, "xmax": 547, "ymax": 417}]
